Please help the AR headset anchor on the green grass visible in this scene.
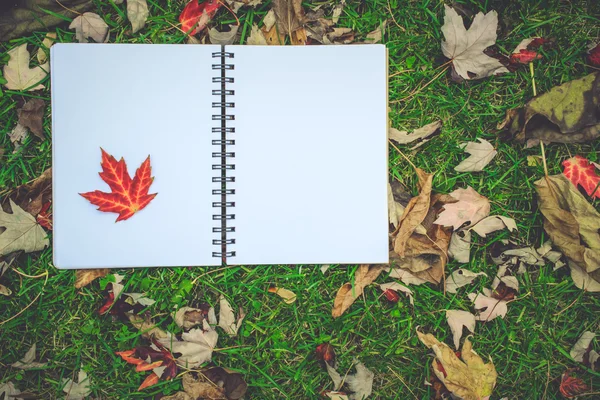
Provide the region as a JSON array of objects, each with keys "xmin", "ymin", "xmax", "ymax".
[{"xmin": 2, "ymin": 0, "xmax": 600, "ymax": 398}]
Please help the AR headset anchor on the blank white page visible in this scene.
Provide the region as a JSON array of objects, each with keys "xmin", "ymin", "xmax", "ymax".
[
  {"xmin": 52, "ymin": 44, "xmax": 220, "ymax": 268},
  {"xmin": 227, "ymin": 45, "xmax": 388, "ymax": 265}
]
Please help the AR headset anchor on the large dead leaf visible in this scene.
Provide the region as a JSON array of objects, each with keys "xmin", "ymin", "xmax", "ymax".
[
  {"xmin": 389, "ymin": 120, "xmax": 442, "ymax": 148},
  {"xmin": 158, "ymin": 320, "xmax": 218, "ymax": 368},
  {"xmin": 446, "ymin": 310, "xmax": 476, "ymax": 349},
  {"xmin": 11, "ymin": 343, "xmax": 46, "ymax": 369},
  {"xmin": 393, "ymin": 168, "xmax": 433, "ymax": 256},
  {"xmin": 500, "ymin": 72, "xmax": 600, "ymax": 145},
  {"xmin": 3, "ymin": 44, "xmax": 48, "ymax": 91},
  {"xmin": 326, "ymin": 359, "xmax": 374, "ymax": 400},
  {"xmin": 127, "ymin": 0, "xmax": 150, "ymax": 33},
  {"xmin": 0, "ymin": 199, "xmax": 49, "ymax": 256},
  {"xmin": 17, "ymin": 98, "xmax": 46, "ymax": 141},
  {"xmin": 332, "ymin": 265, "xmax": 383, "ymax": 318},
  {"xmin": 272, "ymin": 0, "xmax": 304, "ymax": 36},
  {"xmin": 62, "ymin": 369, "xmax": 91, "ymax": 400},
  {"xmin": 441, "ymin": 5, "xmax": 508, "ymax": 80},
  {"xmin": 446, "ymin": 269, "xmax": 487, "ymax": 294},
  {"xmin": 435, "ymin": 186, "xmax": 490, "ymax": 230},
  {"xmin": 417, "ymin": 330, "xmax": 497, "ymax": 400},
  {"xmin": 454, "ymin": 139, "xmax": 497, "ymax": 172},
  {"xmin": 74, "ymin": 269, "xmax": 109, "ymax": 289},
  {"xmin": 468, "ymin": 288, "xmax": 508, "ymax": 321},
  {"xmin": 69, "ymin": 12, "xmax": 109, "ymax": 43},
  {"xmin": 218, "ymin": 295, "xmax": 245, "ymax": 337},
  {"xmin": 535, "ymin": 174, "xmax": 600, "ymax": 291}
]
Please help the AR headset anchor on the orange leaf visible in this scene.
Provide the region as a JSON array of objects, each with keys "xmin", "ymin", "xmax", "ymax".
[
  {"xmin": 135, "ymin": 360, "xmax": 163, "ymax": 372},
  {"xmin": 562, "ymin": 155, "xmax": 600, "ymax": 198},
  {"xmin": 138, "ymin": 372, "xmax": 159, "ymax": 391},
  {"xmin": 116, "ymin": 350, "xmax": 145, "ymax": 365},
  {"xmin": 80, "ymin": 148, "xmax": 157, "ymax": 222}
]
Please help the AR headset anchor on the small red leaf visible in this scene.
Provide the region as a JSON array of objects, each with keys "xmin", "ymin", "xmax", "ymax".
[
  {"xmin": 99, "ymin": 291, "xmax": 115, "ymax": 315},
  {"xmin": 589, "ymin": 43, "xmax": 600, "ymax": 67},
  {"xmin": 383, "ymin": 289, "xmax": 401, "ymax": 303},
  {"xmin": 510, "ymin": 49, "xmax": 542, "ymax": 64},
  {"xmin": 138, "ymin": 372, "xmax": 160, "ymax": 391},
  {"xmin": 80, "ymin": 148, "xmax": 157, "ymax": 222},
  {"xmin": 37, "ymin": 202, "xmax": 52, "ymax": 230},
  {"xmin": 315, "ymin": 343, "xmax": 336, "ymax": 367},
  {"xmin": 562, "ymin": 155, "xmax": 600, "ymax": 198},
  {"xmin": 179, "ymin": 0, "xmax": 221, "ymax": 35},
  {"xmin": 559, "ymin": 370, "xmax": 588, "ymax": 398}
]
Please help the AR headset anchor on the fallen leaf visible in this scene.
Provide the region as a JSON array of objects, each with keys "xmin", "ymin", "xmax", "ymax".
[
  {"xmin": 388, "ymin": 120, "xmax": 442, "ymax": 146},
  {"xmin": 36, "ymin": 202, "xmax": 52, "ymax": 230},
  {"xmin": 394, "ymin": 168, "xmax": 432, "ymax": 256},
  {"xmin": 560, "ymin": 370, "xmax": 589, "ymax": 398},
  {"xmin": 37, "ymin": 32, "xmax": 57, "ymax": 64},
  {"xmin": 468, "ymin": 289, "xmax": 508, "ymax": 321},
  {"xmin": 158, "ymin": 320, "xmax": 218, "ymax": 368},
  {"xmin": 331, "ymin": 0, "xmax": 345, "ymax": 24},
  {"xmin": 417, "ymin": 330, "xmax": 497, "ymax": 400},
  {"xmin": 179, "ymin": 0, "xmax": 221, "ymax": 35},
  {"xmin": 364, "ymin": 20, "xmax": 385, "ymax": 43},
  {"xmin": 0, "ymin": 382, "xmax": 21, "ymax": 400},
  {"xmin": 11, "ymin": 343, "xmax": 46, "ymax": 369},
  {"xmin": 218, "ymin": 295, "xmax": 245, "ymax": 336},
  {"xmin": 262, "ymin": 24, "xmax": 286, "ymax": 45},
  {"xmin": 440, "ymin": 5, "xmax": 508, "ymax": 80},
  {"xmin": 0, "ymin": 199, "xmax": 49, "ymax": 256},
  {"xmin": 470, "ymin": 215, "xmax": 517, "ymax": 237},
  {"xmin": 535, "ymin": 174, "xmax": 600, "ymax": 291},
  {"xmin": 332, "ymin": 265, "xmax": 383, "ymax": 318},
  {"xmin": 454, "ymin": 139, "xmax": 497, "ymax": 172},
  {"xmin": 500, "ymin": 72, "xmax": 600, "ymax": 145},
  {"xmin": 448, "ymin": 230, "xmax": 471, "ymax": 263},
  {"xmin": 510, "ymin": 37, "xmax": 550, "ymax": 64},
  {"xmin": 384, "ymin": 266, "xmax": 428, "ymax": 285},
  {"xmin": 127, "ymin": 0, "xmax": 149, "ymax": 33},
  {"xmin": 173, "ymin": 305, "xmax": 210, "ymax": 330},
  {"xmin": 80, "ymin": 148, "xmax": 157, "ymax": 222},
  {"xmin": 500, "ymin": 247, "xmax": 545, "ymax": 266},
  {"xmin": 316, "ymin": 343, "xmax": 336, "ymax": 368},
  {"xmin": 588, "ymin": 43, "xmax": 600, "ymax": 67},
  {"xmin": 247, "ymin": 24, "xmax": 268, "ymax": 45},
  {"xmin": 272, "ymin": 0, "xmax": 304, "ymax": 36},
  {"xmin": 446, "ymin": 310, "xmax": 476, "ymax": 349},
  {"xmin": 379, "ymin": 282, "xmax": 413, "ymax": 305},
  {"xmin": 127, "ymin": 313, "xmax": 168, "ymax": 339},
  {"xmin": 3, "ymin": 44, "xmax": 49, "ymax": 91},
  {"xmin": 10, "ymin": 167, "xmax": 52, "ymax": 217},
  {"xmin": 490, "ymin": 265, "xmax": 519, "ymax": 300},
  {"xmin": 321, "ymin": 264, "xmax": 331, "ymax": 274},
  {"xmin": 17, "ymin": 98, "xmax": 46, "ymax": 141},
  {"xmin": 69, "ymin": 12, "xmax": 109, "ymax": 43},
  {"xmin": 322, "ymin": 27, "xmax": 355, "ymax": 44},
  {"xmin": 562, "ymin": 155, "xmax": 600, "ymax": 198},
  {"xmin": 435, "ymin": 186, "xmax": 490, "ymax": 230},
  {"xmin": 268, "ymin": 286, "xmax": 297, "ymax": 304},
  {"xmin": 116, "ymin": 341, "xmax": 178, "ymax": 390},
  {"xmin": 74, "ymin": 269, "xmax": 109, "ymax": 289},
  {"xmin": 445, "ymin": 269, "xmax": 486, "ymax": 294},
  {"xmin": 8, "ymin": 123, "xmax": 28, "ymax": 150},
  {"xmin": 263, "ymin": 9, "xmax": 277, "ymax": 31},
  {"xmin": 570, "ymin": 331, "xmax": 595, "ymax": 363},
  {"xmin": 209, "ymin": 25, "xmax": 239, "ymax": 45},
  {"xmin": 62, "ymin": 368, "xmax": 91, "ymax": 400},
  {"xmin": 326, "ymin": 359, "xmax": 374, "ymax": 400},
  {"xmin": 202, "ymin": 367, "xmax": 247, "ymax": 400}
]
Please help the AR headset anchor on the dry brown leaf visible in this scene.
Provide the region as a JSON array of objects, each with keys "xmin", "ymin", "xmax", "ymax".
[
  {"xmin": 417, "ymin": 330, "xmax": 497, "ymax": 400},
  {"xmin": 448, "ymin": 230, "xmax": 471, "ymax": 263},
  {"xmin": 10, "ymin": 343, "xmax": 46, "ymax": 369},
  {"xmin": 268, "ymin": 286, "xmax": 297, "ymax": 304},
  {"xmin": 174, "ymin": 305, "xmax": 209, "ymax": 330},
  {"xmin": 385, "ymin": 266, "xmax": 428, "ymax": 285},
  {"xmin": 37, "ymin": 33, "xmax": 57, "ymax": 64},
  {"xmin": 74, "ymin": 268, "xmax": 109, "ymax": 289},
  {"xmin": 435, "ymin": 186, "xmax": 490, "ymax": 230},
  {"xmin": 445, "ymin": 269, "xmax": 486, "ymax": 294},
  {"xmin": 535, "ymin": 174, "xmax": 600, "ymax": 291},
  {"xmin": 3, "ymin": 44, "xmax": 48, "ymax": 91},
  {"xmin": 158, "ymin": 320, "xmax": 218, "ymax": 368},
  {"xmin": 446, "ymin": 310, "xmax": 476, "ymax": 349},
  {"xmin": 272, "ymin": 0, "xmax": 304, "ymax": 36},
  {"xmin": 17, "ymin": 98, "xmax": 46, "ymax": 141},
  {"xmin": 291, "ymin": 27, "xmax": 307, "ymax": 45},
  {"xmin": 332, "ymin": 265, "xmax": 383, "ymax": 318},
  {"xmin": 364, "ymin": 20, "xmax": 386, "ymax": 43},
  {"xmin": 8, "ymin": 167, "xmax": 52, "ymax": 217},
  {"xmin": 127, "ymin": 312, "xmax": 167, "ymax": 339},
  {"xmin": 570, "ymin": 331, "xmax": 595, "ymax": 363},
  {"xmin": 262, "ymin": 24, "xmax": 286, "ymax": 45},
  {"xmin": 394, "ymin": 168, "xmax": 432, "ymax": 256},
  {"xmin": 218, "ymin": 295, "xmax": 245, "ymax": 337},
  {"xmin": 454, "ymin": 139, "xmax": 497, "ymax": 172},
  {"xmin": 69, "ymin": 12, "xmax": 109, "ymax": 43},
  {"xmin": 247, "ymin": 24, "xmax": 268, "ymax": 45},
  {"xmin": 389, "ymin": 120, "xmax": 442, "ymax": 146},
  {"xmin": 209, "ymin": 25, "xmax": 239, "ymax": 45},
  {"xmin": 470, "ymin": 215, "xmax": 517, "ymax": 238},
  {"xmin": 468, "ymin": 288, "xmax": 508, "ymax": 321}
]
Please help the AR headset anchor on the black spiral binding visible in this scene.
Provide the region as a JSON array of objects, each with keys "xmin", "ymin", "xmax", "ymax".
[{"xmin": 212, "ymin": 49, "xmax": 236, "ymax": 260}]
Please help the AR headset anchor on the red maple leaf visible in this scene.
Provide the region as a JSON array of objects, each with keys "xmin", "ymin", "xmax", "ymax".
[
  {"xmin": 559, "ymin": 370, "xmax": 589, "ymax": 398},
  {"xmin": 562, "ymin": 155, "xmax": 600, "ymax": 198},
  {"xmin": 510, "ymin": 49, "xmax": 542, "ymax": 64},
  {"xmin": 315, "ymin": 343, "xmax": 336, "ymax": 367},
  {"xmin": 589, "ymin": 43, "xmax": 600, "ymax": 67},
  {"xmin": 80, "ymin": 148, "xmax": 157, "ymax": 222},
  {"xmin": 116, "ymin": 341, "xmax": 178, "ymax": 391},
  {"xmin": 179, "ymin": 0, "xmax": 221, "ymax": 36},
  {"xmin": 37, "ymin": 201, "xmax": 52, "ymax": 230}
]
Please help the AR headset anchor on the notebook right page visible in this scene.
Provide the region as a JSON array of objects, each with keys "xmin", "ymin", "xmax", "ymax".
[{"xmin": 228, "ymin": 45, "xmax": 388, "ymax": 265}]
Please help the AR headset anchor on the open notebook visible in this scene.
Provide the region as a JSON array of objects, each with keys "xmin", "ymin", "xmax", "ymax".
[{"xmin": 51, "ymin": 44, "xmax": 388, "ymax": 268}]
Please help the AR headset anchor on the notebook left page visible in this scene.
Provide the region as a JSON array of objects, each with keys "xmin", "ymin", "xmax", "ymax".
[{"xmin": 51, "ymin": 44, "xmax": 220, "ymax": 268}]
